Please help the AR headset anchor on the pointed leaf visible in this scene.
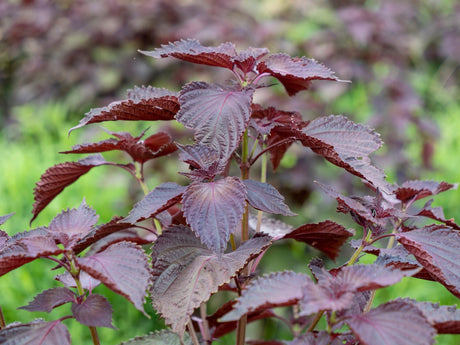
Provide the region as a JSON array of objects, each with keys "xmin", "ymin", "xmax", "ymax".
[
  {"xmin": 178, "ymin": 144, "xmax": 225, "ymax": 180},
  {"xmin": 70, "ymin": 86, "xmax": 178, "ymax": 132},
  {"xmin": 183, "ymin": 177, "xmax": 246, "ymax": 255},
  {"xmin": 47, "ymin": 201, "xmax": 98, "ymax": 249},
  {"xmin": 124, "ymin": 182, "xmax": 186, "ymax": 224},
  {"xmin": 19, "ymin": 287, "xmax": 75, "ymax": 313},
  {"xmin": 77, "ymin": 241, "xmax": 150, "ymax": 314},
  {"xmin": 346, "ymin": 300, "xmax": 436, "ymax": 345},
  {"xmin": 249, "ymin": 215, "xmax": 293, "ymax": 239},
  {"xmin": 0, "ymin": 320, "xmax": 70, "ymax": 345},
  {"xmin": 72, "ymin": 294, "xmax": 115, "ymax": 329},
  {"xmin": 286, "ymin": 332, "xmax": 337, "ymax": 345},
  {"xmin": 150, "ymin": 225, "xmax": 271, "ymax": 337},
  {"xmin": 402, "ymin": 298, "xmax": 460, "ymax": 334},
  {"xmin": 395, "ymin": 180, "xmax": 457, "ymax": 203},
  {"xmin": 257, "ymin": 53, "xmax": 339, "ymax": 96},
  {"xmin": 232, "ymin": 47, "xmax": 270, "ymax": 74},
  {"xmin": 243, "ymin": 179, "xmax": 296, "ymax": 216},
  {"xmin": 55, "ymin": 271, "xmax": 101, "ymax": 292},
  {"xmin": 119, "ymin": 330, "xmax": 193, "ymax": 345},
  {"xmin": 220, "ymin": 271, "xmax": 311, "ymax": 321},
  {"xmin": 415, "ymin": 199, "xmax": 460, "ymax": 230},
  {"xmin": 177, "ymin": 82, "xmax": 254, "ymax": 159},
  {"xmin": 396, "ymin": 225, "xmax": 460, "ymax": 298},
  {"xmin": 140, "ymin": 39, "xmax": 236, "ymax": 69},
  {"xmin": 0, "ymin": 213, "xmax": 14, "ymax": 226},
  {"xmin": 283, "ymin": 221, "xmax": 353, "ymax": 260},
  {"xmin": 32, "ymin": 154, "xmax": 107, "ymax": 223}
]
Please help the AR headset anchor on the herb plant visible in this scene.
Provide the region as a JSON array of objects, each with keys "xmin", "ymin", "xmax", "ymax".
[{"xmin": 1, "ymin": 39, "xmax": 460, "ymax": 345}]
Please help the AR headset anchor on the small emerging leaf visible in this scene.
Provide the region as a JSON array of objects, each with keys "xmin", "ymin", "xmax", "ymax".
[
  {"xmin": 55, "ymin": 271, "xmax": 101, "ymax": 292},
  {"xmin": 72, "ymin": 294, "xmax": 115, "ymax": 329},
  {"xmin": 19, "ymin": 287, "xmax": 75, "ymax": 313},
  {"xmin": 0, "ymin": 319, "xmax": 71, "ymax": 345}
]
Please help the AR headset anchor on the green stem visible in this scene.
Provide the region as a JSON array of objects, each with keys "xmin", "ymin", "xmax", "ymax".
[
  {"xmin": 347, "ymin": 230, "xmax": 372, "ymax": 266},
  {"xmin": 256, "ymin": 137, "xmax": 267, "ymax": 233}
]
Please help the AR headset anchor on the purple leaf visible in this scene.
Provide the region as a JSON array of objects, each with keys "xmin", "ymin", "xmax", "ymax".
[
  {"xmin": 283, "ymin": 220, "xmax": 353, "ymax": 260},
  {"xmin": 70, "ymin": 86, "xmax": 178, "ymax": 132},
  {"xmin": 300, "ymin": 264, "xmax": 420, "ymax": 315},
  {"xmin": 402, "ymin": 298, "xmax": 460, "ymax": 334},
  {"xmin": 295, "ymin": 115, "xmax": 390, "ymax": 193},
  {"xmin": 76, "ymin": 241, "xmax": 150, "ymax": 314},
  {"xmin": 62, "ymin": 130, "xmax": 177, "ymax": 164},
  {"xmin": 71, "ymin": 294, "xmax": 115, "ymax": 329},
  {"xmin": 415, "ymin": 199, "xmax": 460, "ymax": 230},
  {"xmin": 123, "ymin": 182, "xmax": 186, "ymax": 224},
  {"xmin": 0, "ymin": 231, "xmax": 9, "ymax": 251},
  {"xmin": 0, "ymin": 236, "xmax": 63, "ymax": 276},
  {"xmin": 0, "ymin": 213, "xmax": 14, "ymax": 226},
  {"xmin": 177, "ymin": 82, "xmax": 254, "ymax": 159},
  {"xmin": 257, "ymin": 53, "xmax": 339, "ymax": 96},
  {"xmin": 140, "ymin": 39, "xmax": 236, "ymax": 69},
  {"xmin": 396, "ymin": 225, "xmax": 460, "ymax": 298},
  {"xmin": 55, "ymin": 271, "xmax": 101, "ymax": 292},
  {"xmin": 32, "ymin": 154, "xmax": 108, "ymax": 223},
  {"xmin": 286, "ymin": 332, "xmax": 337, "ymax": 345},
  {"xmin": 346, "ymin": 300, "xmax": 436, "ymax": 345},
  {"xmin": 178, "ymin": 144, "xmax": 225, "ymax": 180},
  {"xmin": 120, "ymin": 330, "xmax": 193, "ymax": 345},
  {"xmin": 395, "ymin": 180, "xmax": 457, "ymax": 203},
  {"xmin": 47, "ymin": 200, "xmax": 98, "ymax": 249},
  {"xmin": 232, "ymin": 47, "xmax": 270, "ymax": 74},
  {"xmin": 249, "ymin": 215, "xmax": 293, "ymax": 239},
  {"xmin": 220, "ymin": 271, "xmax": 311, "ymax": 321},
  {"xmin": 150, "ymin": 225, "xmax": 271, "ymax": 337},
  {"xmin": 0, "ymin": 319, "xmax": 70, "ymax": 345},
  {"xmin": 182, "ymin": 177, "xmax": 247, "ymax": 255},
  {"xmin": 243, "ymin": 180, "xmax": 296, "ymax": 216},
  {"xmin": 19, "ymin": 287, "xmax": 75, "ymax": 313}
]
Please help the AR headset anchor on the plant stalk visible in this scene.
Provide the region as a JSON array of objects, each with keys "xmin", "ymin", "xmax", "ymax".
[
  {"xmin": 0, "ymin": 305, "xmax": 6, "ymax": 329},
  {"xmin": 187, "ymin": 319, "xmax": 200, "ymax": 345}
]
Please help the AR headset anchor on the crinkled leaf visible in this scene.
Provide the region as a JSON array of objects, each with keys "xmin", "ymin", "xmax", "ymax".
[
  {"xmin": 19, "ymin": 287, "xmax": 75, "ymax": 313},
  {"xmin": 140, "ymin": 39, "xmax": 236, "ymax": 69},
  {"xmin": 402, "ymin": 298, "xmax": 460, "ymax": 334},
  {"xmin": 0, "ymin": 213, "xmax": 14, "ymax": 226},
  {"xmin": 178, "ymin": 144, "xmax": 225, "ymax": 180},
  {"xmin": 286, "ymin": 332, "xmax": 337, "ymax": 345},
  {"xmin": 0, "ymin": 231, "xmax": 9, "ymax": 251},
  {"xmin": 70, "ymin": 86, "xmax": 178, "ymax": 132},
  {"xmin": 299, "ymin": 115, "xmax": 390, "ymax": 193},
  {"xmin": 243, "ymin": 180, "xmax": 296, "ymax": 216},
  {"xmin": 0, "ymin": 319, "xmax": 70, "ymax": 345},
  {"xmin": 232, "ymin": 47, "xmax": 270, "ymax": 74},
  {"xmin": 0, "ymin": 236, "xmax": 63, "ymax": 276},
  {"xmin": 177, "ymin": 82, "xmax": 254, "ymax": 159},
  {"xmin": 47, "ymin": 200, "xmax": 98, "ymax": 249},
  {"xmin": 220, "ymin": 271, "xmax": 310, "ymax": 321},
  {"xmin": 72, "ymin": 294, "xmax": 115, "ymax": 329},
  {"xmin": 415, "ymin": 199, "xmax": 460, "ymax": 230},
  {"xmin": 150, "ymin": 225, "xmax": 271, "ymax": 337},
  {"xmin": 396, "ymin": 225, "xmax": 460, "ymax": 298},
  {"xmin": 257, "ymin": 53, "xmax": 339, "ymax": 96},
  {"xmin": 62, "ymin": 130, "xmax": 177, "ymax": 163},
  {"xmin": 395, "ymin": 180, "xmax": 457, "ymax": 203},
  {"xmin": 124, "ymin": 182, "xmax": 186, "ymax": 224},
  {"xmin": 55, "ymin": 271, "xmax": 101, "ymax": 292},
  {"xmin": 300, "ymin": 264, "xmax": 420, "ymax": 315},
  {"xmin": 72, "ymin": 216, "xmax": 134, "ymax": 255},
  {"xmin": 119, "ymin": 330, "xmax": 193, "ymax": 345},
  {"xmin": 32, "ymin": 154, "xmax": 107, "ymax": 223},
  {"xmin": 182, "ymin": 177, "xmax": 246, "ymax": 255},
  {"xmin": 283, "ymin": 220, "xmax": 353, "ymax": 260},
  {"xmin": 77, "ymin": 241, "xmax": 150, "ymax": 314},
  {"xmin": 346, "ymin": 300, "xmax": 436, "ymax": 345}
]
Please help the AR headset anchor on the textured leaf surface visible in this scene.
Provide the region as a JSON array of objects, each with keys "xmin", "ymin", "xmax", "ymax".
[
  {"xmin": 55, "ymin": 271, "xmax": 101, "ymax": 291},
  {"xmin": 257, "ymin": 53, "xmax": 339, "ymax": 95},
  {"xmin": 0, "ymin": 320, "xmax": 70, "ymax": 345},
  {"xmin": 124, "ymin": 182, "xmax": 186, "ymax": 224},
  {"xmin": 150, "ymin": 225, "xmax": 271, "ymax": 337},
  {"xmin": 47, "ymin": 201, "xmax": 98, "ymax": 249},
  {"xmin": 177, "ymin": 82, "xmax": 254, "ymax": 159},
  {"xmin": 243, "ymin": 180, "xmax": 296, "ymax": 216},
  {"xmin": 140, "ymin": 39, "xmax": 236, "ymax": 69},
  {"xmin": 178, "ymin": 144, "xmax": 224, "ymax": 180},
  {"xmin": 220, "ymin": 271, "xmax": 310, "ymax": 321},
  {"xmin": 300, "ymin": 264, "xmax": 420, "ymax": 315},
  {"xmin": 346, "ymin": 301, "xmax": 436, "ymax": 345},
  {"xmin": 286, "ymin": 332, "xmax": 337, "ymax": 345},
  {"xmin": 70, "ymin": 86, "xmax": 178, "ymax": 132},
  {"xmin": 396, "ymin": 225, "xmax": 460, "ymax": 298},
  {"xmin": 182, "ymin": 177, "xmax": 246, "ymax": 255},
  {"xmin": 402, "ymin": 298, "xmax": 460, "ymax": 334},
  {"xmin": 32, "ymin": 154, "xmax": 107, "ymax": 223},
  {"xmin": 395, "ymin": 180, "xmax": 457, "ymax": 203},
  {"xmin": 232, "ymin": 47, "xmax": 270, "ymax": 74},
  {"xmin": 0, "ymin": 213, "xmax": 14, "ymax": 226},
  {"xmin": 72, "ymin": 294, "xmax": 115, "ymax": 329},
  {"xmin": 77, "ymin": 241, "xmax": 150, "ymax": 313},
  {"xmin": 19, "ymin": 287, "xmax": 75, "ymax": 313},
  {"xmin": 300, "ymin": 115, "xmax": 390, "ymax": 193},
  {"xmin": 120, "ymin": 330, "xmax": 192, "ymax": 345},
  {"xmin": 283, "ymin": 221, "xmax": 353, "ymax": 260}
]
